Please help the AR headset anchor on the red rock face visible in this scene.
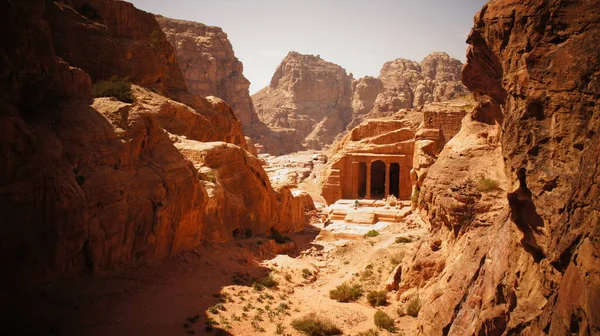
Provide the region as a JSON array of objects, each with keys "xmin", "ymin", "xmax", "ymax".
[
  {"xmin": 253, "ymin": 51, "xmax": 354, "ymax": 151},
  {"xmin": 155, "ymin": 15, "xmax": 286, "ymax": 155},
  {"xmin": 408, "ymin": 0, "xmax": 599, "ymax": 335},
  {"xmin": 464, "ymin": 1, "xmax": 600, "ymax": 334},
  {"xmin": 49, "ymin": 0, "xmax": 187, "ymax": 95},
  {"xmin": 0, "ymin": 0, "xmax": 308, "ymax": 285},
  {"xmin": 348, "ymin": 52, "xmax": 469, "ymax": 130}
]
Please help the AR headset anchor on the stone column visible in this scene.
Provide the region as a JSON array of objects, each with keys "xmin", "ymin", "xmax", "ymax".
[
  {"xmin": 351, "ymin": 161, "xmax": 359, "ymax": 199},
  {"xmin": 384, "ymin": 162, "xmax": 390, "ymax": 199},
  {"xmin": 366, "ymin": 161, "xmax": 372, "ymax": 199}
]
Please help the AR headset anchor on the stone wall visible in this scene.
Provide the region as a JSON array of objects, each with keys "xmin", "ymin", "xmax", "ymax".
[{"xmin": 423, "ymin": 110, "xmax": 467, "ymax": 144}]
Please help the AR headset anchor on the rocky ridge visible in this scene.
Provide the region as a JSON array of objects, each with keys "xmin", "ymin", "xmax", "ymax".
[
  {"xmin": 0, "ymin": 0, "xmax": 309, "ymax": 284},
  {"xmin": 156, "ymin": 16, "xmax": 296, "ymax": 155},
  {"xmin": 253, "ymin": 51, "xmax": 354, "ymax": 152},
  {"xmin": 253, "ymin": 51, "xmax": 468, "ymax": 153},
  {"xmin": 347, "ymin": 52, "xmax": 469, "ymax": 129},
  {"xmin": 397, "ymin": 0, "xmax": 600, "ymax": 334}
]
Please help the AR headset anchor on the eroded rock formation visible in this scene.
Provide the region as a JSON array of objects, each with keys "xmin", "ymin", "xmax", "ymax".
[
  {"xmin": 0, "ymin": 0, "xmax": 308, "ymax": 285},
  {"xmin": 348, "ymin": 52, "xmax": 469, "ymax": 129},
  {"xmin": 253, "ymin": 51, "xmax": 354, "ymax": 151},
  {"xmin": 156, "ymin": 16, "xmax": 295, "ymax": 155},
  {"xmin": 399, "ymin": 0, "xmax": 600, "ymax": 335}
]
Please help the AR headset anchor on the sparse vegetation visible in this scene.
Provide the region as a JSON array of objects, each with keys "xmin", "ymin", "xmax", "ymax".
[
  {"xmin": 203, "ymin": 170, "xmax": 217, "ymax": 183},
  {"xmin": 302, "ymin": 268, "xmax": 313, "ymax": 279},
  {"xmin": 284, "ymin": 273, "xmax": 292, "ymax": 281},
  {"xmin": 373, "ymin": 310, "xmax": 395, "ymax": 332},
  {"xmin": 292, "ymin": 313, "xmax": 343, "ymax": 336},
  {"xmin": 356, "ymin": 329, "xmax": 380, "ymax": 336},
  {"xmin": 255, "ymin": 275, "xmax": 278, "ymax": 288},
  {"xmin": 329, "ymin": 282, "xmax": 363, "ymax": 302},
  {"xmin": 477, "ymin": 178, "xmax": 500, "ymax": 192},
  {"xmin": 390, "ymin": 254, "xmax": 403, "ymax": 267},
  {"xmin": 365, "ymin": 230, "xmax": 380, "ymax": 238},
  {"xmin": 406, "ymin": 296, "xmax": 421, "ymax": 317},
  {"xmin": 395, "ymin": 236, "xmax": 412, "ymax": 244},
  {"xmin": 411, "ymin": 189, "xmax": 420, "ymax": 204},
  {"xmin": 92, "ymin": 76, "xmax": 134, "ymax": 103},
  {"xmin": 367, "ymin": 290, "xmax": 388, "ymax": 307}
]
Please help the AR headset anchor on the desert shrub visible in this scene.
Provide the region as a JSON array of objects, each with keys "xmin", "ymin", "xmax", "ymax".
[
  {"xmin": 302, "ymin": 268, "xmax": 313, "ymax": 279},
  {"xmin": 92, "ymin": 76, "xmax": 133, "ymax": 103},
  {"xmin": 373, "ymin": 310, "xmax": 395, "ymax": 332},
  {"xmin": 395, "ymin": 236, "xmax": 412, "ymax": 244},
  {"xmin": 329, "ymin": 282, "xmax": 363, "ymax": 302},
  {"xmin": 291, "ymin": 313, "xmax": 342, "ymax": 336},
  {"xmin": 255, "ymin": 275, "xmax": 278, "ymax": 289},
  {"xmin": 360, "ymin": 269, "xmax": 374, "ymax": 281},
  {"xmin": 411, "ymin": 189, "xmax": 420, "ymax": 203},
  {"xmin": 367, "ymin": 290, "xmax": 388, "ymax": 307},
  {"xmin": 356, "ymin": 329, "xmax": 380, "ymax": 336},
  {"xmin": 284, "ymin": 273, "xmax": 292, "ymax": 281},
  {"xmin": 271, "ymin": 228, "xmax": 292, "ymax": 244},
  {"xmin": 477, "ymin": 178, "xmax": 500, "ymax": 192},
  {"xmin": 406, "ymin": 296, "xmax": 421, "ymax": 317},
  {"xmin": 203, "ymin": 170, "xmax": 217, "ymax": 183},
  {"xmin": 365, "ymin": 230, "xmax": 380, "ymax": 238}
]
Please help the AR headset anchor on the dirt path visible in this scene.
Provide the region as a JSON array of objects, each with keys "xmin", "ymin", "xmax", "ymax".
[{"xmin": 1, "ymin": 215, "xmax": 427, "ymax": 336}]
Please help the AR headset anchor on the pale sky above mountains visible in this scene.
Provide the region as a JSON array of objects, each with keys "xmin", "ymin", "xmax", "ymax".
[{"xmin": 129, "ymin": 0, "xmax": 488, "ymax": 94}]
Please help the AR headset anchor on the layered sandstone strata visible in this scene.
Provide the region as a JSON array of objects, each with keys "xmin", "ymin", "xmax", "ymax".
[
  {"xmin": 0, "ymin": 0, "xmax": 308, "ymax": 285},
  {"xmin": 253, "ymin": 51, "xmax": 354, "ymax": 151},
  {"xmin": 348, "ymin": 52, "xmax": 469, "ymax": 129},
  {"xmin": 156, "ymin": 16, "xmax": 295, "ymax": 155},
  {"xmin": 399, "ymin": 0, "xmax": 600, "ymax": 335}
]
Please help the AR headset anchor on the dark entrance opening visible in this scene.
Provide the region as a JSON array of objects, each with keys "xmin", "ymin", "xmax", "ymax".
[
  {"xmin": 371, "ymin": 160, "xmax": 385, "ymax": 199},
  {"xmin": 358, "ymin": 162, "xmax": 367, "ymax": 198},
  {"xmin": 390, "ymin": 163, "xmax": 400, "ymax": 198}
]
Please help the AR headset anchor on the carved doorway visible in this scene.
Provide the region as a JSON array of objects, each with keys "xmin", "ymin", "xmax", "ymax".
[
  {"xmin": 390, "ymin": 163, "xmax": 400, "ymax": 198},
  {"xmin": 370, "ymin": 160, "xmax": 385, "ymax": 199}
]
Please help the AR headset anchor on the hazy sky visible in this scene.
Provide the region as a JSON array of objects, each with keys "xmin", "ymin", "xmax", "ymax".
[{"xmin": 129, "ymin": 0, "xmax": 488, "ymax": 94}]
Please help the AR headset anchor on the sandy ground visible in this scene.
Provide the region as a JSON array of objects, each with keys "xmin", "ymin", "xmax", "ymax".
[{"xmin": 0, "ymin": 209, "xmax": 427, "ymax": 336}]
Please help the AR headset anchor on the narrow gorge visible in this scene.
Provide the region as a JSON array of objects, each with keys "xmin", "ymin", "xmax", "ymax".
[{"xmin": 0, "ymin": 0, "xmax": 598, "ymax": 336}]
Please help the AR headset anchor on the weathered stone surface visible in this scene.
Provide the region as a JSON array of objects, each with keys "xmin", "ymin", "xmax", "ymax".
[
  {"xmin": 48, "ymin": 0, "xmax": 186, "ymax": 95},
  {"xmin": 174, "ymin": 140, "xmax": 308, "ymax": 241},
  {"xmin": 402, "ymin": 1, "xmax": 600, "ymax": 335},
  {"xmin": 253, "ymin": 51, "xmax": 353, "ymax": 151},
  {"xmin": 348, "ymin": 52, "xmax": 469, "ymax": 128},
  {"xmin": 156, "ymin": 16, "xmax": 254, "ymax": 127},
  {"xmin": 0, "ymin": 0, "xmax": 309, "ymax": 285}
]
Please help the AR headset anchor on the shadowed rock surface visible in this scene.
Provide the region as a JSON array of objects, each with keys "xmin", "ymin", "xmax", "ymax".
[
  {"xmin": 399, "ymin": 0, "xmax": 600, "ymax": 334},
  {"xmin": 0, "ymin": 0, "xmax": 308, "ymax": 285}
]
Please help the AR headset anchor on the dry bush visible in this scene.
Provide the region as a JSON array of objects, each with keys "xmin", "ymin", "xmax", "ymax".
[
  {"xmin": 329, "ymin": 282, "xmax": 363, "ymax": 302},
  {"xmin": 291, "ymin": 313, "xmax": 342, "ymax": 336}
]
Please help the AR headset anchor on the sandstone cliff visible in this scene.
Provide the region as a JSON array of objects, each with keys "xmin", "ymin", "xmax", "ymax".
[
  {"xmin": 0, "ymin": 0, "xmax": 308, "ymax": 285},
  {"xmin": 253, "ymin": 51, "xmax": 354, "ymax": 151},
  {"xmin": 348, "ymin": 52, "xmax": 469, "ymax": 129},
  {"xmin": 400, "ymin": 0, "xmax": 600, "ymax": 334},
  {"xmin": 156, "ymin": 15, "xmax": 291, "ymax": 155}
]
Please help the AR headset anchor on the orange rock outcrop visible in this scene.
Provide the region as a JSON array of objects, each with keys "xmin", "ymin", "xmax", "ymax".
[
  {"xmin": 0, "ymin": 0, "xmax": 309, "ymax": 284},
  {"xmin": 348, "ymin": 52, "xmax": 469, "ymax": 129},
  {"xmin": 397, "ymin": 0, "xmax": 600, "ymax": 334},
  {"xmin": 253, "ymin": 51, "xmax": 354, "ymax": 151},
  {"xmin": 156, "ymin": 16, "xmax": 297, "ymax": 155}
]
